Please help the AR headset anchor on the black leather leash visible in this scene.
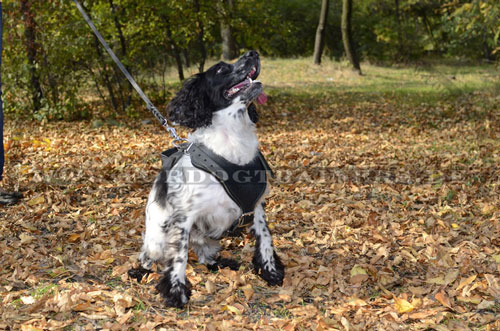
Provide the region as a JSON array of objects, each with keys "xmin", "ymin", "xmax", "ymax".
[{"xmin": 72, "ymin": 0, "xmax": 186, "ymax": 146}]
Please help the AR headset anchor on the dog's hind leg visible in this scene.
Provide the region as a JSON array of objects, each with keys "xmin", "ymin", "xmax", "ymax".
[
  {"xmin": 251, "ymin": 203, "xmax": 285, "ymax": 286},
  {"xmin": 190, "ymin": 226, "xmax": 240, "ymax": 271}
]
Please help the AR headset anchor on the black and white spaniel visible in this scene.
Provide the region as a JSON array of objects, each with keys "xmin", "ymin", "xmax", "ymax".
[{"xmin": 130, "ymin": 51, "xmax": 284, "ymax": 308}]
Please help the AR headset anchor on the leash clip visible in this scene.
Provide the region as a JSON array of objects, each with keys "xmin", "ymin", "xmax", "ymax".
[{"xmin": 172, "ymin": 138, "xmax": 190, "ymax": 149}]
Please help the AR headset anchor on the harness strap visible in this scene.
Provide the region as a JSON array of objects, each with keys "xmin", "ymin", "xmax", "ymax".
[
  {"xmin": 72, "ymin": 0, "xmax": 185, "ymax": 146},
  {"xmin": 160, "ymin": 143, "xmax": 273, "ymax": 236}
]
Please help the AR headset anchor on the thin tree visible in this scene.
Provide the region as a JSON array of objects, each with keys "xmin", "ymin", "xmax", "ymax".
[
  {"xmin": 109, "ymin": 0, "xmax": 132, "ymax": 109},
  {"xmin": 394, "ymin": 0, "xmax": 404, "ymax": 60},
  {"xmin": 221, "ymin": 0, "xmax": 238, "ymax": 60},
  {"xmin": 313, "ymin": 0, "xmax": 329, "ymax": 65},
  {"xmin": 341, "ymin": 0, "xmax": 362, "ymax": 74},
  {"xmin": 193, "ymin": 0, "xmax": 207, "ymax": 73},
  {"xmin": 20, "ymin": 0, "xmax": 43, "ymax": 111}
]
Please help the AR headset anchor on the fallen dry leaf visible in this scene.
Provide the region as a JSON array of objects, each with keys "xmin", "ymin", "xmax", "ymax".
[
  {"xmin": 2, "ymin": 73, "xmax": 499, "ymax": 329},
  {"xmin": 435, "ymin": 291, "xmax": 453, "ymax": 309}
]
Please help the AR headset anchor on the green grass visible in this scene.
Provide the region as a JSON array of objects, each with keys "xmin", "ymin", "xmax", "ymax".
[{"xmin": 159, "ymin": 57, "xmax": 499, "ymax": 104}]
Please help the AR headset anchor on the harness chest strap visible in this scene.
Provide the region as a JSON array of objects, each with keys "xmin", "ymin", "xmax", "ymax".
[{"xmin": 160, "ymin": 143, "xmax": 273, "ymax": 216}]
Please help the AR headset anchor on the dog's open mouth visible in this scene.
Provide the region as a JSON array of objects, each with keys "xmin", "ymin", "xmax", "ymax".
[{"xmin": 225, "ymin": 66, "xmax": 267, "ymax": 104}]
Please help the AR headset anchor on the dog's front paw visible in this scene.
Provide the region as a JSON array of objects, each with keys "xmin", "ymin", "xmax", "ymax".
[
  {"xmin": 253, "ymin": 251, "xmax": 285, "ymax": 286},
  {"xmin": 128, "ymin": 266, "xmax": 152, "ymax": 283},
  {"xmin": 156, "ymin": 273, "xmax": 192, "ymax": 308},
  {"xmin": 163, "ymin": 282, "xmax": 191, "ymax": 308}
]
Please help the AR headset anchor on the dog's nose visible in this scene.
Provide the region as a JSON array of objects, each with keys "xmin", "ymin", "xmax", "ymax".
[{"xmin": 243, "ymin": 50, "xmax": 259, "ymax": 59}]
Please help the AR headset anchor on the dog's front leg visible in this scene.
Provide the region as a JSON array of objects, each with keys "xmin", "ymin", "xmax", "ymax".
[
  {"xmin": 251, "ymin": 203, "xmax": 285, "ymax": 286},
  {"xmin": 156, "ymin": 222, "xmax": 192, "ymax": 308}
]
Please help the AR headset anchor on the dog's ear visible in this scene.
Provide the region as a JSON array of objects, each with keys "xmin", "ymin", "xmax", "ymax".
[
  {"xmin": 248, "ymin": 103, "xmax": 259, "ymax": 124},
  {"xmin": 167, "ymin": 74, "xmax": 213, "ymax": 129}
]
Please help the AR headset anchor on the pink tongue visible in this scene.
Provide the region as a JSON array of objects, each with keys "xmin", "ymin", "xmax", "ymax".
[
  {"xmin": 233, "ymin": 81, "xmax": 247, "ymax": 89},
  {"xmin": 257, "ymin": 92, "xmax": 267, "ymax": 104}
]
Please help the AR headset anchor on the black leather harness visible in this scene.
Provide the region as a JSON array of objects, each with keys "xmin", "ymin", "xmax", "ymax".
[{"xmin": 160, "ymin": 143, "xmax": 273, "ymax": 235}]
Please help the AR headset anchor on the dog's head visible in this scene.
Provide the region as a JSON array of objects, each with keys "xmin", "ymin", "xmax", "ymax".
[{"xmin": 167, "ymin": 50, "xmax": 266, "ymax": 129}]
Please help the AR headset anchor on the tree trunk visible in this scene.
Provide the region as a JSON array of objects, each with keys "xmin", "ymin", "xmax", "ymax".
[
  {"xmin": 109, "ymin": 0, "xmax": 131, "ymax": 111},
  {"xmin": 482, "ymin": 28, "xmax": 492, "ymax": 61},
  {"xmin": 394, "ymin": 0, "xmax": 403, "ymax": 60},
  {"xmin": 20, "ymin": 0, "xmax": 43, "ymax": 112},
  {"xmin": 422, "ymin": 13, "xmax": 437, "ymax": 53},
  {"xmin": 80, "ymin": 2, "xmax": 119, "ymax": 111},
  {"xmin": 313, "ymin": 0, "xmax": 329, "ymax": 65},
  {"xmin": 341, "ymin": 0, "xmax": 361, "ymax": 74},
  {"xmin": 194, "ymin": 0, "xmax": 207, "ymax": 73},
  {"xmin": 93, "ymin": 35, "xmax": 119, "ymax": 111},
  {"xmin": 182, "ymin": 49, "xmax": 190, "ymax": 68},
  {"xmin": 108, "ymin": 0, "xmax": 126, "ymax": 57},
  {"xmin": 221, "ymin": 0, "xmax": 238, "ymax": 60},
  {"xmin": 164, "ymin": 18, "xmax": 184, "ymax": 81}
]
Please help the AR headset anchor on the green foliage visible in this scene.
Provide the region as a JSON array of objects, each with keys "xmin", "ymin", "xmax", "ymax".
[
  {"xmin": 2, "ymin": 0, "xmax": 498, "ymax": 120},
  {"xmin": 441, "ymin": 0, "xmax": 500, "ymax": 60}
]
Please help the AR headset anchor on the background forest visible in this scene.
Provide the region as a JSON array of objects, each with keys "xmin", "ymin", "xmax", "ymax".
[
  {"xmin": 3, "ymin": 0, "xmax": 500, "ymax": 120},
  {"xmin": 1, "ymin": 1, "xmax": 500, "ymax": 330}
]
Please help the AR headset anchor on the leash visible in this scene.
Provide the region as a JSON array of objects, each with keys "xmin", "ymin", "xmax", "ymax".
[{"xmin": 71, "ymin": 0, "xmax": 186, "ymax": 147}]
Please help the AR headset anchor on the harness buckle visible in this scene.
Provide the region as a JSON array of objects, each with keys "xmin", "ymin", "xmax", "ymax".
[{"xmin": 237, "ymin": 211, "xmax": 254, "ymax": 228}]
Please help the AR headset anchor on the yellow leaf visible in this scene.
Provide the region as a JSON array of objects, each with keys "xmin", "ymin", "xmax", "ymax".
[
  {"xmin": 456, "ymin": 295, "xmax": 482, "ymax": 304},
  {"xmin": 426, "ymin": 276, "xmax": 446, "ymax": 285},
  {"xmin": 451, "ymin": 223, "xmax": 459, "ymax": 229},
  {"xmin": 456, "ymin": 274, "xmax": 477, "ymax": 291},
  {"xmin": 21, "ymin": 326, "xmax": 43, "ymax": 331},
  {"xmin": 104, "ymin": 257, "xmax": 115, "ymax": 265},
  {"xmin": 492, "ymin": 255, "xmax": 500, "ymax": 263},
  {"xmin": 394, "ymin": 296, "xmax": 415, "ymax": 314},
  {"xmin": 27, "ymin": 195, "xmax": 45, "ymax": 206},
  {"xmin": 350, "ymin": 265, "xmax": 367, "ymax": 276},
  {"xmin": 222, "ymin": 305, "xmax": 241, "ymax": 315}
]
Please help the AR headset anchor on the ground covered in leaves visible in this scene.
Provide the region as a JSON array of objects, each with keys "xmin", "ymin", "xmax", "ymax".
[{"xmin": 1, "ymin": 60, "xmax": 500, "ymax": 330}]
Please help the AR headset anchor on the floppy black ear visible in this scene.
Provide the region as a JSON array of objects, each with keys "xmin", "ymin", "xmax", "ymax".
[
  {"xmin": 167, "ymin": 75, "xmax": 213, "ymax": 129},
  {"xmin": 247, "ymin": 103, "xmax": 259, "ymax": 124}
]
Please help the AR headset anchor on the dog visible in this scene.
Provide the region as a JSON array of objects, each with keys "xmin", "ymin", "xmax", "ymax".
[{"xmin": 129, "ymin": 51, "xmax": 284, "ymax": 308}]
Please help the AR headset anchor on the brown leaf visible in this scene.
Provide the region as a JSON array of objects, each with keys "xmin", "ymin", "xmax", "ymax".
[
  {"xmin": 205, "ymin": 280, "xmax": 216, "ymax": 294},
  {"xmin": 409, "ymin": 310, "xmax": 437, "ymax": 319},
  {"xmin": 435, "ymin": 291, "xmax": 453, "ymax": 309},
  {"xmin": 67, "ymin": 233, "xmax": 81, "ymax": 243}
]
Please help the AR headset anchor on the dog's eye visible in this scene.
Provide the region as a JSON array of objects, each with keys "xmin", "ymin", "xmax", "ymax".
[{"xmin": 217, "ymin": 66, "xmax": 229, "ymax": 75}]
